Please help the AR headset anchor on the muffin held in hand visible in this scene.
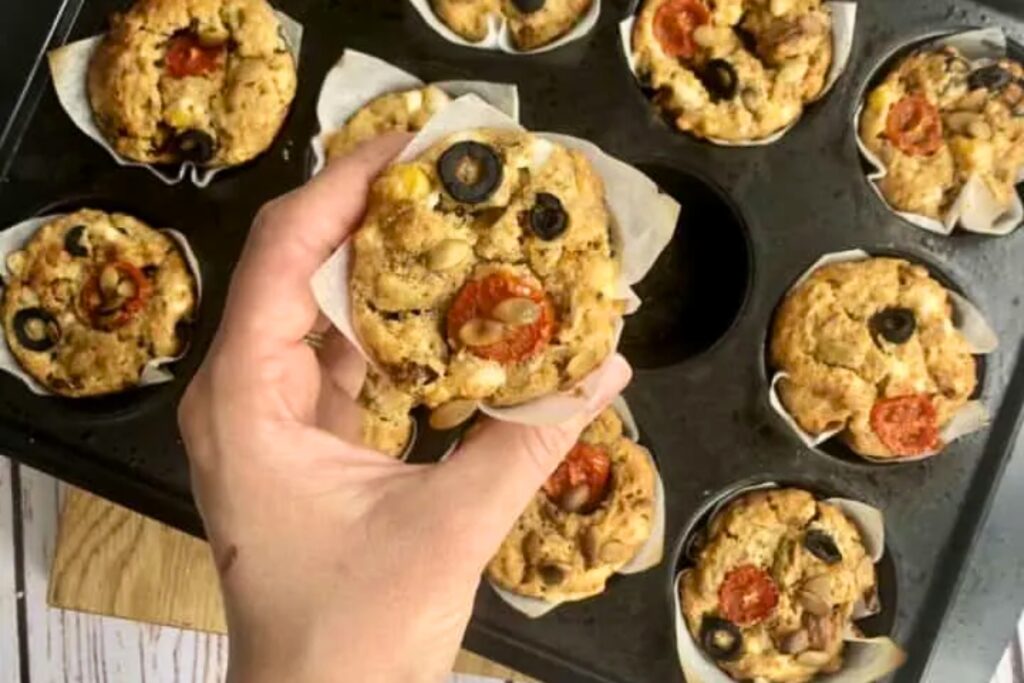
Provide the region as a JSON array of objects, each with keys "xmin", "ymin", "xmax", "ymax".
[
  {"xmin": 2, "ymin": 209, "xmax": 197, "ymax": 397},
  {"xmin": 770, "ymin": 257, "xmax": 977, "ymax": 459},
  {"xmin": 859, "ymin": 45, "xmax": 1024, "ymax": 220},
  {"xmin": 681, "ymin": 488, "xmax": 879, "ymax": 683},
  {"xmin": 431, "ymin": 0, "xmax": 593, "ymax": 50},
  {"xmin": 326, "ymin": 86, "xmax": 451, "ymax": 161},
  {"xmin": 88, "ymin": 0, "xmax": 297, "ymax": 168},
  {"xmin": 631, "ymin": 0, "xmax": 834, "ymax": 142},
  {"xmin": 350, "ymin": 128, "xmax": 624, "ymax": 428},
  {"xmin": 487, "ymin": 407, "xmax": 656, "ymax": 603}
]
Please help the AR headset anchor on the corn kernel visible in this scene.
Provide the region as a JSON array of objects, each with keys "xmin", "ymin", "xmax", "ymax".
[
  {"xmin": 166, "ymin": 108, "xmax": 192, "ymax": 129},
  {"xmin": 387, "ymin": 164, "xmax": 431, "ymax": 199}
]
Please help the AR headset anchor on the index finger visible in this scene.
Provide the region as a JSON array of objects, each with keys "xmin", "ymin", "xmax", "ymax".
[{"xmin": 220, "ymin": 132, "xmax": 411, "ymax": 352}]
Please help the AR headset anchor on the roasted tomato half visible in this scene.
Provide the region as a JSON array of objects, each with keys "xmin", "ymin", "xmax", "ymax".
[
  {"xmin": 718, "ymin": 564, "xmax": 779, "ymax": 626},
  {"xmin": 165, "ymin": 34, "xmax": 225, "ymax": 78},
  {"xmin": 446, "ymin": 272, "xmax": 555, "ymax": 364},
  {"xmin": 653, "ymin": 0, "xmax": 711, "ymax": 60},
  {"xmin": 885, "ymin": 94, "xmax": 943, "ymax": 156},
  {"xmin": 542, "ymin": 441, "xmax": 612, "ymax": 513},
  {"xmin": 79, "ymin": 261, "xmax": 153, "ymax": 331},
  {"xmin": 870, "ymin": 393, "xmax": 941, "ymax": 456}
]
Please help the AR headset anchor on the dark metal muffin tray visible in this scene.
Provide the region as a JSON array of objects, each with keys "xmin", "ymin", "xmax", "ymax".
[{"xmin": 2, "ymin": 1, "xmax": 1024, "ymax": 681}]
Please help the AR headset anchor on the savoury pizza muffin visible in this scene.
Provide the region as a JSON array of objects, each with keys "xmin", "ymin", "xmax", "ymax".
[
  {"xmin": 88, "ymin": 0, "xmax": 297, "ymax": 168},
  {"xmin": 326, "ymin": 86, "xmax": 451, "ymax": 161},
  {"xmin": 2, "ymin": 209, "xmax": 196, "ymax": 397},
  {"xmin": 631, "ymin": 0, "xmax": 834, "ymax": 142},
  {"xmin": 681, "ymin": 488, "xmax": 878, "ymax": 683},
  {"xmin": 357, "ymin": 368, "xmax": 416, "ymax": 458},
  {"xmin": 431, "ymin": 0, "xmax": 593, "ymax": 50},
  {"xmin": 350, "ymin": 128, "xmax": 623, "ymax": 427},
  {"xmin": 770, "ymin": 257, "xmax": 977, "ymax": 459},
  {"xmin": 487, "ymin": 407, "xmax": 655, "ymax": 602},
  {"xmin": 859, "ymin": 46, "xmax": 1024, "ymax": 220}
]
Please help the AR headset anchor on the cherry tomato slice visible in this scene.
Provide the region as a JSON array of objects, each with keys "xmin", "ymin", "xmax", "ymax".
[
  {"xmin": 165, "ymin": 34, "xmax": 224, "ymax": 79},
  {"xmin": 80, "ymin": 261, "xmax": 153, "ymax": 331},
  {"xmin": 869, "ymin": 394, "xmax": 941, "ymax": 456},
  {"xmin": 653, "ymin": 0, "xmax": 711, "ymax": 60},
  {"xmin": 885, "ymin": 94, "xmax": 943, "ymax": 156},
  {"xmin": 542, "ymin": 442, "xmax": 612, "ymax": 511},
  {"xmin": 446, "ymin": 272, "xmax": 555, "ymax": 364},
  {"xmin": 718, "ymin": 564, "xmax": 779, "ymax": 626}
]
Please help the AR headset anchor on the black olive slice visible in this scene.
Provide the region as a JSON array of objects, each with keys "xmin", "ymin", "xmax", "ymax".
[
  {"xmin": 437, "ymin": 141, "xmax": 503, "ymax": 204},
  {"xmin": 869, "ymin": 307, "xmax": 916, "ymax": 345},
  {"xmin": 512, "ymin": 0, "xmax": 545, "ymax": 12},
  {"xmin": 12, "ymin": 308, "xmax": 60, "ymax": 352},
  {"xmin": 699, "ymin": 615, "xmax": 743, "ymax": 661},
  {"xmin": 804, "ymin": 529, "xmax": 843, "ymax": 565},
  {"xmin": 968, "ymin": 65, "xmax": 1012, "ymax": 92},
  {"xmin": 698, "ymin": 59, "xmax": 739, "ymax": 102},
  {"xmin": 63, "ymin": 225, "xmax": 89, "ymax": 257},
  {"xmin": 528, "ymin": 192, "xmax": 568, "ymax": 240},
  {"xmin": 174, "ymin": 129, "xmax": 216, "ymax": 164}
]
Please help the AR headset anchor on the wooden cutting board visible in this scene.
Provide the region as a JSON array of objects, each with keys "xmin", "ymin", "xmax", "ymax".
[{"xmin": 48, "ymin": 487, "xmax": 536, "ymax": 682}]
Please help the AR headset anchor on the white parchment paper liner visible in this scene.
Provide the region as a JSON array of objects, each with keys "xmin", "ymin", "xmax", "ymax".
[
  {"xmin": 310, "ymin": 49, "xmax": 520, "ymax": 176},
  {"xmin": 46, "ymin": 11, "xmax": 303, "ymax": 188},
  {"xmin": 408, "ymin": 0, "xmax": 599, "ymax": 54},
  {"xmin": 488, "ymin": 395, "xmax": 666, "ymax": 617},
  {"xmin": 767, "ymin": 249, "xmax": 997, "ymax": 463},
  {"xmin": 619, "ymin": 2, "xmax": 856, "ymax": 146},
  {"xmin": 674, "ymin": 483, "xmax": 905, "ymax": 683},
  {"xmin": 0, "ymin": 214, "xmax": 202, "ymax": 395},
  {"xmin": 855, "ymin": 28, "xmax": 1024, "ymax": 235},
  {"xmin": 311, "ymin": 94, "xmax": 679, "ymax": 425}
]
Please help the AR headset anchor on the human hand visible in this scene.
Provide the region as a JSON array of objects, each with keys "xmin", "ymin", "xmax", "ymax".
[{"xmin": 178, "ymin": 133, "xmax": 632, "ymax": 683}]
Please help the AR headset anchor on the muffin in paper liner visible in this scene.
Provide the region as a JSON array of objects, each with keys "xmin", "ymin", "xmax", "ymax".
[
  {"xmin": 767, "ymin": 249, "xmax": 997, "ymax": 463},
  {"xmin": 309, "ymin": 49, "xmax": 519, "ymax": 176},
  {"xmin": 856, "ymin": 28, "xmax": 1024, "ymax": 236},
  {"xmin": 46, "ymin": 10, "xmax": 303, "ymax": 188},
  {"xmin": 485, "ymin": 395, "xmax": 665, "ymax": 618},
  {"xmin": 311, "ymin": 94, "xmax": 678, "ymax": 427},
  {"xmin": 674, "ymin": 483, "xmax": 905, "ymax": 683},
  {"xmin": 619, "ymin": 1, "xmax": 856, "ymax": 146},
  {"xmin": 0, "ymin": 212, "xmax": 202, "ymax": 396},
  {"xmin": 407, "ymin": 0, "xmax": 600, "ymax": 54}
]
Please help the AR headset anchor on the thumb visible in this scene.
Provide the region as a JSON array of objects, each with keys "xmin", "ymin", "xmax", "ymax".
[{"xmin": 433, "ymin": 354, "xmax": 632, "ymax": 547}]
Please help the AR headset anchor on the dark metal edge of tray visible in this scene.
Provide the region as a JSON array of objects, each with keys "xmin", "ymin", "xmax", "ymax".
[{"xmin": 907, "ymin": 340, "xmax": 1024, "ymax": 682}]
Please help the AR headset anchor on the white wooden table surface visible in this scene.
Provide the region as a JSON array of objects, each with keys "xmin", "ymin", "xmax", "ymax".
[{"xmin": 0, "ymin": 454, "xmax": 1021, "ymax": 683}]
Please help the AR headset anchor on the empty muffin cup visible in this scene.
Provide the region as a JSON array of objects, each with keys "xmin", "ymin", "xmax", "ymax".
[{"xmin": 619, "ymin": 165, "xmax": 751, "ymax": 368}]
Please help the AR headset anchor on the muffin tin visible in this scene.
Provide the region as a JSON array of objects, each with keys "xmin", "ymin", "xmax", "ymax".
[{"xmin": 2, "ymin": 1, "xmax": 1024, "ymax": 682}]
